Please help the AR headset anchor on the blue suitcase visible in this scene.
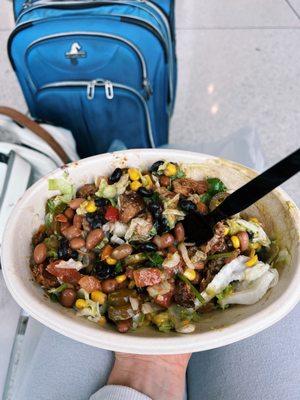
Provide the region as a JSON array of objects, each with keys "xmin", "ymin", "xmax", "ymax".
[{"xmin": 9, "ymin": 0, "xmax": 177, "ymax": 157}]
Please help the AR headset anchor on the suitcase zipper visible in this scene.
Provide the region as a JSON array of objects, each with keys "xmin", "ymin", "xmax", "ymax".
[
  {"xmin": 38, "ymin": 79, "xmax": 155, "ymax": 147},
  {"xmin": 24, "ymin": 32, "xmax": 152, "ymax": 97}
]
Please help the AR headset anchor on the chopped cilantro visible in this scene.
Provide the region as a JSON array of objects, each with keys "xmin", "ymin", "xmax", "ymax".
[
  {"xmin": 115, "ymin": 261, "xmax": 122, "ymax": 275},
  {"xmin": 148, "ymin": 252, "xmax": 164, "ymax": 267},
  {"xmin": 200, "ymin": 178, "xmax": 227, "ymax": 204}
]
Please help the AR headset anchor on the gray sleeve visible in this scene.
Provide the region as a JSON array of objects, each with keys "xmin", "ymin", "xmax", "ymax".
[{"xmin": 89, "ymin": 385, "xmax": 152, "ymax": 400}]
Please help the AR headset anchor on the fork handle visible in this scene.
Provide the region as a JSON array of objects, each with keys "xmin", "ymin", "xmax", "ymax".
[{"xmin": 210, "ymin": 148, "xmax": 300, "ymax": 222}]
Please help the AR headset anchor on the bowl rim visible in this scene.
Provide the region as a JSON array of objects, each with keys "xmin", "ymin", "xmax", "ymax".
[{"xmin": 2, "ymin": 148, "xmax": 300, "ymax": 354}]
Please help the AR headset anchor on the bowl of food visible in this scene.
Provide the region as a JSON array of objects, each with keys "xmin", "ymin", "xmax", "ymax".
[{"xmin": 2, "ymin": 149, "xmax": 300, "ymax": 354}]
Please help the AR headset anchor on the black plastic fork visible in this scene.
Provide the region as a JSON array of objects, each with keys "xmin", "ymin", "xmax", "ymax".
[{"xmin": 183, "ymin": 148, "xmax": 300, "ymax": 245}]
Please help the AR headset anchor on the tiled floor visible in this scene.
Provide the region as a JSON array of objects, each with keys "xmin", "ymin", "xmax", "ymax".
[{"xmin": 0, "ymin": 0, "xmax": 299, "ymax": 203}]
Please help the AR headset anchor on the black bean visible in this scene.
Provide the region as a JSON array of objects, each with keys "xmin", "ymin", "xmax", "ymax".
[
  {"xmin": 95, "ymin": 198, "xmax": 110, "ymax": 207},
  {"xmin": 150, "ymin": 160, "xmax": 164, "ymax": 172},
  {"xmin": 155, "ymin": 216, "xmax": 169, "ymax": 235},
  {"xmin": 94, "ymin": 261, "xmax": 118, "ymax": 280},
  {"xmin": 137, "ymin": 187, "xmax": 154, "ymax": 198},
  {"xmin": 86, "ymin": 212, "xmax": 105, "ymax": 229},
  {"xmin": 57, "ymin": 238, "xmax": 70, "ymax": 260},
  {"xmin": 179, "ymin": 198, "xmax": 197, "ymax": 212},
  {"xmin": 70, "ymin": 250, "xmax": 78, "ymax": 259},
  {"xmin": 148, "ymin": 201, "xmax": 163, "ymax": 218},
  {"xmin": 131, "ymin": 241, "xmax": 158, "ymax": 252},
  {"xmin": 136, "ymin": 287, "xmax": 148, "ymax": 296},
  {"xmin": 108, "ymin": 168, "xmax": 122, "ymax": 184}
]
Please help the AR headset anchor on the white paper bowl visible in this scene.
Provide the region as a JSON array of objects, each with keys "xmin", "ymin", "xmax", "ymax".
[{"xmin": 2, "ymin": 149, "xmax": 300, "ymax": 354}]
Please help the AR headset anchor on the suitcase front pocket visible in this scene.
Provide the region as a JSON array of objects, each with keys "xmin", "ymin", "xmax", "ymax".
[
  {"xmin": 35, "ymin": 79, "xmax": 155, "ymax": 156},
  {"xmin": 25, "ymin": 33, "xmax": 152, "ymax": 98}
]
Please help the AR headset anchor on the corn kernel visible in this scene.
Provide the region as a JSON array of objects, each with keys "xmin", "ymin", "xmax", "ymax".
[
  {"xmin": 98, "ymin": 316, "xmax": 107, "ymax": 327},
  {"xmin": 164, "ymin": 163, "xmax": 177, "ymax": 177},
  {"xmin": 142, "ymin": 174, "xmax": 153, "ymax": 189},
  {"xmin": 246, "ymin": 255, "xmax": 258, "ymax": 267},
  {"xmin": 223, "ymin": 227, "xmax": 230, "ymax": 235},
  {"xmin": 251, "ymin": 242, "xmax": 261, "ymax": 250},
  {"xmin": 106, "ymin": 256, "xmax": 117, "ymax": 265},
  {"xmin": 128, "ymin": 168, "xmax": 140, "ymax": 181},
  {"xmin": 91, "ymin": 291, "xmax": 107, "ymax": 304},
  {"xmin": 85, "ymin": 200, "xmax": 97, "ymax": 213},
  {"xmin": 115, "ymin": 274, "xmax": 127, "ymax": 284},
  {"xmin": 130, "ymin": 181, "xmax": 142, "ymax": 191},
  {"xmin": 249, "ymin": 217, "xmax": 259, "ymax": 224},
  {"xmin": 75, "ymin": 299, "xmax": 87, "ymax": 309},
  {"xmin": 249, "ymin": 248, "xmax": 256, "ymax": 258},
  {"xmin": 183, "ymin": 268, "xmax": 196, "ymax": 281},
  {"xmin": 231, "ymin": 235, "xmax": 240, "ymax": 249}
]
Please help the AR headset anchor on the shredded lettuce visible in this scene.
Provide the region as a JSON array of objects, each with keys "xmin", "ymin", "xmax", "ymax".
[
  {"xmin": 125, "ymin": 217, "xmax": 154, "ymax": 241},
  {"xmin": 273, "ymin": 248, "xmax": 291, "ymax": 269},
  {"xmin": 218, "ymin": 269, "xmax": 278, "ymax": 308},
  {"xmin": 162, "ymin": 208, "xmax": 185, "ymax": 229},
  {"xmin": 48, "ymin": 177, "xmax": 75, "ymax": 203},
  {"xmin": 200, "ymin": 255, "xmax": 274, "ymax": 307},
  {"xmin": 95, "ymin": 174, "xmax": 129, "ymax": 200},
  {"xmin": 48, "ymin": 283, "xmax": 68, "ymax": 294}
]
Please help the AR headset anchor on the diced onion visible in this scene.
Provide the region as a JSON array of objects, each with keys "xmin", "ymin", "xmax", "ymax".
[
  {"xmin": 56, "ymin": 258, "xmax": 83, "ymax": 271},
  {"xmin": 178, "ymin": 243, "xmax": 195, "ymax": 270},
  {"xmin": 175, "ymin": 323, "xmax": 196, "ymax": 334},
  {"xmin": 141, "ymin": 303, "xmax": 154, "ymax": 314},
  {"xmin": 129, "ymin": 297, "xmax": 139, "ymax": 311},
  {"xmin": 162, "ymin": 251, "xmax": 181, "ymax": 269}
]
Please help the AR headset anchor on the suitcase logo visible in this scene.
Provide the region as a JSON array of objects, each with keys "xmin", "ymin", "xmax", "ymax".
[{"xmin": 65, "ymin": 42, "xmax": 86, "ymax": 62}]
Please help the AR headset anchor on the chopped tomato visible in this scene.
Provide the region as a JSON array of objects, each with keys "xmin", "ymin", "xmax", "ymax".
[
  {"xmin": 105, "ymin": 206, "xmax": 119, "ymax": 222},
  {"xmin": 46, "ymin": 260, "xmax": 82, "ymax": 284},
  {"xmin": 154, "ymin": 291, "xmax": 174, "ymax": 308},
  {"xmin": 133, "ymin": 268, "xmax": 162, "ymax": 288}
]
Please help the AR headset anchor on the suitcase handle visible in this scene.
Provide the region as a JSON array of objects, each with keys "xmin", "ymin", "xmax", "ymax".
[{"xmin": 0, "ymin": 106, "xmax": 70, "ymax": 164}]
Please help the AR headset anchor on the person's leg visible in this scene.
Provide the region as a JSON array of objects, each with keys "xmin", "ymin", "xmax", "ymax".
[
  {"xmin": 14, "ymin": 320, "xmax": 114, "ymax": 400},
  {"xmin": 187, "ymin": 304, "xmax": 300, "ymax": 400}
]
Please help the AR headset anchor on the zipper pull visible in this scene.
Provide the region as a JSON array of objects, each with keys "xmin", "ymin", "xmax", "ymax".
[
  {"xmin": 87, "ymin": 80, "xmax": 96, "ymax": 100},
  {"xmin": 143, "ymin": 78, "xmax": 153, "ymax": 99},
  {"xmin": 105, "ymin": 81, "xmax": 114, "ymax": 100},
  {"xmin": 22, "ymin": 0, "xmax": 32, "ymax": 9}
]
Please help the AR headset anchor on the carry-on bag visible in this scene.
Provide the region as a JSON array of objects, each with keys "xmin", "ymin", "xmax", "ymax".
[{"xmin": 9, "ymin": 0, "xmax": 177, "ymax": 157}]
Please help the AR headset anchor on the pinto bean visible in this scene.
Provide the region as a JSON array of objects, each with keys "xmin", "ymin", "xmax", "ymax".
[
  {"xmin": 86, "ymin": 229, "xmax": 104, "ymax": 250},
  {"xmin": 73, "ymin": 214, "xmax": 83, "ymax": 229},
  {"xmin": 60, "ymin": 221, "xmax": 70, "ymax": 233},
  {"xmin": 111, "ymin": 244, "xmax": 133, "ymax": 260},
  {"xmin": 159, "ymin": 175, "xmax": 171, "ymax": 187},
  {"xmin": 62, "ymin": 225, "xmax": 82, "ymax": 240},
  {"xmin": 33, "ymin": 243, "xmax": 47, "ymax": 264},
  {"xmin": 237, "ymin": 231, "xmax": 249, "ymax": 252},
  {"xmin": 153, "ymin": 233, "xmax": 175, "ymax": 249},
  {"xmin": 69, "ymin": 198, "xmax": 85, "ymax": 210},
  {"xmin": 69, "ymin": 237, "xmax": 85, "ymax": 250},
  {"xmin": 174, "ymin": 222, "xmax": 185, "ymax": 242},
  {"xmin": 116, "ymin": 319, "xmax": 132, "ymax": 333},
  {"xmin": 64, "ymin": 207, "xmax": 75, "ymax": 220},
  {"xmin": 101, "ymin": 244, "xmax": 113, "ymax": 261},
  {"xmin": 78, "ymin": 276, "xmax": 101, "ymax": 293},
  {"xmin": 101, "ymin": 278, "xmax": 118, "ymax": 294},
  {"xmin": 55, "ymin": 214, "xmax": 68, "ymax": 223},
  {"xmin": 59, "ymin": 288, "xmax": 76, "ymax": 308}
]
